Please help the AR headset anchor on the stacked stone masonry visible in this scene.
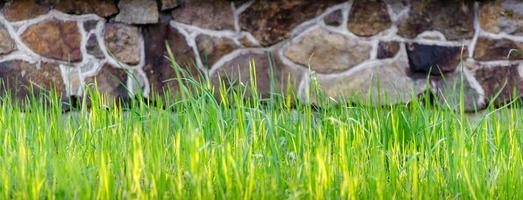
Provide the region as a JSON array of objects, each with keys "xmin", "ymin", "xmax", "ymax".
[{"xmin": 0, "ymin": 0, "xmax": 522, "ymax": 111}]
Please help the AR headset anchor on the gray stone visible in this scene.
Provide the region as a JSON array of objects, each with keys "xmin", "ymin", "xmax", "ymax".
[
  {"xmin": 115, "ymin": 0, "xmax": 159, "ymax": 25},
  {"xmin": 284, "ymin": 28, "xmax": 371, "ymax": 74},
  {"xmin": 161, "ymin": 0, "xmax": 180, "ymax": 10},
  {"xmin": 311, "ymin": 55, "xmax": 426, "ymax": 106},
  {"xmin": 431, "ymin": 70, "xmax": 485, "ymax": 112},
  {"xmin": 86, "ymin": 34, "xmax": 104, "ymax": 59}
]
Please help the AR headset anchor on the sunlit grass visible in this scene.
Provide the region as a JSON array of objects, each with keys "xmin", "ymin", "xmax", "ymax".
[{"xmin": 0, "ymin": 58, "xmax": 522, "ymax": 199}]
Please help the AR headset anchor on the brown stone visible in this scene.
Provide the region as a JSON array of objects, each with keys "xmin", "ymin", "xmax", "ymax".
[
  {"xmin": 347, "ymin": 0, "xmax": 391, "ymax": 37},
  {"xmin": 312, "ymin": 54, "xmax": 426, "ymax": 106},
  {"xmin": 431, "ymin": 70, "xmax": 485, "ymax": 112},
  {"xmin": 474, "ymin": 63, "xmax": 523, "ymax": 105},
  {"xmin": 240, "ymin": 0, "xmax": 345, "ymax": 46},
  {"xmin": 211, "ymin": 51, "xmax": 279, "ymax": 99},
  {"xmin": 142, "ymin": 14, "xmax": 200, "ymax": 100},
  {"xmin": 172, "ymin": 0, "xmax": 235, "ymax": 30},
  {"xmin": 284, "ymin": 28, "xmax": 371, "ymax": 74},
  {"xmin": 324, "ymin": 9, "xmax": 343, "ymax": 27},
  {"xmin": 54, "ymin": 0, "xmax": 118, "ymax": 17},
  {"xmin": 104, "ymin": 23, "xmax": 141, "ymax": 65},
  {"xmin": 474, "ymin": 37, "xmax": 523, "ymax": 61},
  {"xmin": 86, "ymin": 34, "xmax": 104, "ymax": 59},
  {"xmin": 2, "ymin": 0, "xmax": 50, "ymax": 22},
  {"xmin": 196, "ymin": 34, "xmax": 238, "ymax": 68},
  {"xmin": 479, "ymin": 1, "xmax": 523, "ymax": 35},
  {"xmin": 85, "ymin": 64, "xmax": 130, "ymax": 101},
  {"xmin": 161, "ymin": 0, "xmax": 180, "ymax": 10},
  {"xmin": 21, "ymin": 20, "xmax": 82, "ymax": 62},
  {"xmin": 0, "ymin": 24, "xmax": 16, "ymax": 55},
  {"xmin": 397, "ymin": 0, "xmax": 474, "ymax": 40},
  {"xmin": 377, "ymin": 41, "xmax": 400, "ymax": 59},
  {"xmin": 0, "ymin": 60, "xmax": 65, "ymax": 103},
  {"xmin": 115, "ymin": 0, "xmax": 159, "ymax": 24}
]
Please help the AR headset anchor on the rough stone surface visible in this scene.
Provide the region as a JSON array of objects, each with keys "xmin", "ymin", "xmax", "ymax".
[
  {"xmin": 0, "ymin": 24, "xmax": 16, "ymax": 55},
  {"xmin": 284, "ymin": 28, "xmax": 371, "ymax": 73},
  {"xmin": 431, "ymin": 71, "xmax": 484, "ymax": 112},
  {"xmin": 161, "ymin": 0, "xmax": 180, "ymax": 10},
  {"xmin": 479, "ymin": 1, "xmax": 523, "ymax": 35},
  {"xmin": 196, "ymin": 34, "xmax": 238, "ymax": 68},
  {"xmin": 2, "ymin": 0, "xmax": 50, "ymax": 22},
  {"xmin": 324, "ymin": 10, "xmax": 343, "ymax": 27},
  {"xmin": 407, "ymin": 43, "xmax": 465, "ymax": 75},
  {"xmin": 83, "ymin": 20, "xmax": 99, "ymax": 33},
  {"xmin": 347, "ymin": 0, "xmax": 392, "ymax": 37},
  {"xmin": 21, "ymin": 20, "xmax": 82, "ymax": 62},
  {"xmin": 172, "ymin": 0, "xmax": 235, "ymax": 30},
  {"xmin": 104, "ymin": 23, "xmax": 141, "ymax": 65},
  {"xmin": 54, "ymin": 0, "xmax": 118, "ymax": 17},
  {"xmin": 142, "ymin": 15, "xmax": 199, "ymax": 99},
  {"xmin": 314, "ymin": 56, "xmax": 426, "ymax": 106},
  {"xmin": 398, "ymin": 0, "xmax": 474, "ymax": 40},
  {"xmin": 377, "ymin": 41, "xmax": 400, "ymax": 59},
  {"xmin": 0, "ymin": 60, "xmax": 65, "ymax": 102},
  {"xmin": 212, "ymin": 51, "xmax": 277, "ymax": 99},
  {"xmin": 115, "ymin": 0, "xmax": 159, "ymax": 25},
  {"xmin": 474, "ymin": 37, "xmax": 523, "ymax": 61},
  {"xmin": 474, "ymin": 64, "xmax": 523, "ymax": 105},
  {"xmin": 86, "ymin": 34, "xmax": 104, "ymax": 59},
  {"xmin": 85, "ymin": 64, "xmax": 130, "ymax": 100},
  {"xmin": 240, "ymin": 0, "xmax": 344, "ymax": 46}
]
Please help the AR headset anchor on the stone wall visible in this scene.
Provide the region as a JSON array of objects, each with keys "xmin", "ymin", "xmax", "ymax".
[{"xmin": 0, "ymin": 0, "xmax": 522, "ymax": 111}]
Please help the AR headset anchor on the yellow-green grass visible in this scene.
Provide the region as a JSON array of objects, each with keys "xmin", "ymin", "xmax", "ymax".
[{"xmin": 0, "ymin": 59, "xmax": 522, "ymax": 199}]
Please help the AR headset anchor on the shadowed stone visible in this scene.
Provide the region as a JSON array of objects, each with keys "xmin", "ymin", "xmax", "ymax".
[
  {"xmin": 407, "ymin": 43, "xmax": 465, "ymax": 75},
  {"xmin": 377, "ymin": 41, "xmax": 400, "ymax": 59},
  {"xmin": 284, "ymin": 28, "xmax": 371, "ymax": 73},
  {"xmin": 240, "ymin": 0, "xmax": 345, "ymax": 46},
  {"xmin": 104, "ymin": 23, "xmax": 141, "ymax": 65},
  {"xmin": 85, "ymin": 64, "xmax": 130, "ymax": 101},
  {"xmin": 398, "ymin": 0, "xmax": 474, "ymax": 40},
  {"xmin": 86, "ymin": 34, "xmax": 104, "ymax": 59},
  {"xmin": 324, "ymin": 9, "xmax": 343, "ymax": 27},
  {"xmin": 115, "ymin": 0, "xmax": 159, "ymax": 24},
  {"xmin": 83, "ymin": 20, "xmax": 99, "ymax": 32},
  {"xmin": 312, "ymin": 54, "xmax": 426, "ymax": 106},
  {"xmin": 2, "ymin": 0, "xmax": 51, "ymax": 22},
  {"xmin": 431, "ymin": 70, "xmax": 484, "ymax": 112},
  {"xmin": 142, "ymin": 14, "xmax": 200, "ymax": 100},
  {"xmin": 196, "ymin": 34, "xmax": 238, "ymax": 68},
  {"xmin": 54, "ymin": 0, "xmax": 118, "ymax": 17},
  {"xmin": 21, "ymin": 19, "xmax": 82, "ymax": 62},
  {"xmin": 0, "ymin": 60, "xmax": 65, "ymax": 104},
  {"xmin": 474, "ymin": 63, "xmax": 523, "ymax": 105},
  {"xmin": 172, "ymin": 0, "xmax": 234, "ymax": 30},
  {"xmin": 347, "ymin": 0, "xmax": 391, "ymax": 37},
  {"xmin": 480, "ymin": 1, "xmax": 523, "ymax": 35},
  {"xmin": 0, "ymin": 24, "xmax": 16, "ymax": 55},
  {"xmin": 474, "ymin": 37, "xmax": 523, "ymax": 61}
]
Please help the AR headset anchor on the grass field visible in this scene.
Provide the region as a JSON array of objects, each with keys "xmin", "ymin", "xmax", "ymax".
[{"xmin": 0, "ymin": 62, "xmax": 522, "ymax": 199}]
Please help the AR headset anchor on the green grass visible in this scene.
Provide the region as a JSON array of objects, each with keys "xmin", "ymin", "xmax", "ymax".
[{"xmin": 0, "ymin": 60, "xmax": 522, "ymax": 199}]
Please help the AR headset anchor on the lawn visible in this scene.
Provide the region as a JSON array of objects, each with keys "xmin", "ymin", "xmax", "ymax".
[{"xmin": 0, "ymin": 68, "xmax": 522, "ymax": 199}]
